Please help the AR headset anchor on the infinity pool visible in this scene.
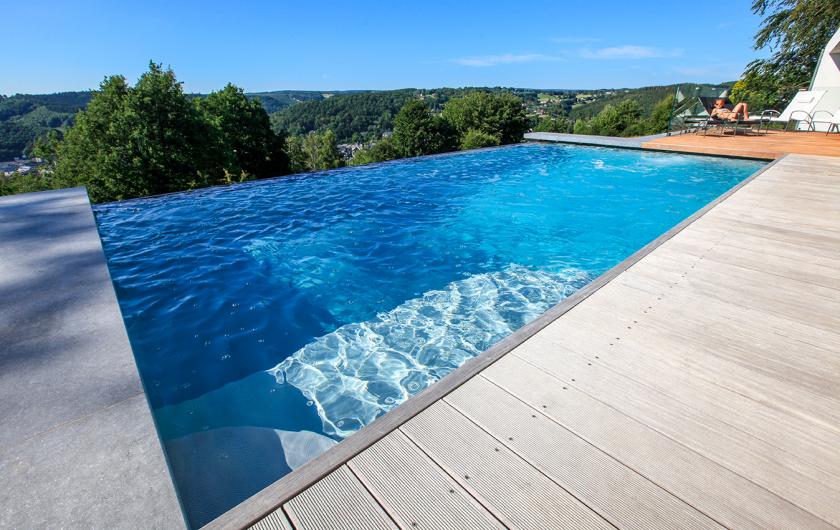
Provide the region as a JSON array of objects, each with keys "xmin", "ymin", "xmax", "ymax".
[{"xmin": 94, "ymin": 143, "xmax": 763, "ymax": 527}]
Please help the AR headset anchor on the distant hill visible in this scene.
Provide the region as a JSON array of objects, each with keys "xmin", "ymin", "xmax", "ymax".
[
  {"xmin": 0, "ymin": 89, "xmax": 364, "ymax": 160},
  {"xmin": 0, "ymin": 92, "xmax": 92, "ymax": 160},
  {"xmin": 567, "ymin": 83, "xmax": 734, "ymax": 120},
  {"xmin": 567, "ymin": 86, "xmax": 676, "ymax": 120},
  {"xmin": 247, "ymin": 90, "xmax": 368, "ymax": 113},
  {"xmin": 0, "ymin": 83, "xmax": 728, "ymax": 160},
  {"xmin": 269, "ymin": 87, "xmax": 585, "ymax": 143},
  {"xmin": 270, "ymin": 89, "xmax": 417, "ymax": 143}
]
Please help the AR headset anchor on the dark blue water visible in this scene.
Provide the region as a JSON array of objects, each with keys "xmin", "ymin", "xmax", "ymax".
[{"xmin": 94, "ymin": 144, "xmax": 762, "ymax": 527}]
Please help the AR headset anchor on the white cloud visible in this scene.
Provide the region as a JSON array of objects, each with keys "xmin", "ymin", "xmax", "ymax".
[
  {"xmin": 451, "ymin": 53, "xmax": 563, "ymax": 67},
  {"xmin": 580, "ymin": 45, "xmax": 683, "ymax": 60}
]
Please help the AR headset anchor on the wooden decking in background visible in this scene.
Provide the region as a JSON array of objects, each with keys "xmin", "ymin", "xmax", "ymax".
[
  {"xmin": 643, "ymin": 130, "xmax": 840, "ymax": 159},
  {"xmin": 242, "ymin": 154, "xmax": 840, "ymax": 530}
]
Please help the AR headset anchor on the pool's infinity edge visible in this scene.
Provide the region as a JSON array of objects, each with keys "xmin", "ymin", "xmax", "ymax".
[{"xmin": 202, "ymin": 154, "xmax": 783, "ymax": 530}]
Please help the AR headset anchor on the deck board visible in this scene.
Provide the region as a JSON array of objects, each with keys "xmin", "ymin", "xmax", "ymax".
[
  {"xmin": 498, "ymin": 342, "xmax": 840, "ymax": 526},
  {"xmin": 642, "ymin": 130, "xmax": 840, "ymax": 159},
  {"xmin": 402, "ymin": 403, "xmax": 613, "ymax": 530},
  {"xmin": 283, "ymin": 466, "xmax": 396, "ymax": 530},
  {"xmin": 245, "ymin": 154, "xmax": 840, "ymax": 530},
  {"xmin": 467, "ymin": 371, "xmax": 831, "ymax": 530},
  {"xmin": 348, "ymin": 430, "xmax": 504, "ymax": 529},
  {"xmin": 444, "ymin": 379, "xmax": 725, "ymax": 530},
  {"xmin": 249, "ymin": 511, "xmax": 293, "ymax": 530}
]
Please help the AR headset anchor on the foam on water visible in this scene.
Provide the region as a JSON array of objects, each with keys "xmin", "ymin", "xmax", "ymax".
[{"xmin": 268, "ymin": 264, "xmax": 590, "ymax": 437}]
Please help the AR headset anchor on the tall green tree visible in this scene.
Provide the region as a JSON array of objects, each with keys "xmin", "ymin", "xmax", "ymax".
[
  {"xmin": 197, "ymin": 84, "xmax": 289, "ymax": 180},
  {"xmin": 643, "ymin": 95, "xmax": 675, "ymax": 135},
  {"xmin": 574, "ymin": 100, "xmax": 644, "ymax": 137},
  {"xmin": 287, "ymin": 129, "xmax": 343, "ymax": 172},
  {"xmin": 11, "ymin": 63, "xmax": 296, "ymax": 202},
  {"xmin": 735, "ymin": 0, "xmax": 840, "ymax": 109},
  {"xmin": 441, "ymin": 91, "xmax": 528, "ymax": 145},
  {"xmin": 54, "ymin": 63, "xmax": 216, "ymax": 202},
  {"xmin": 391, "ymin": 100, "xmax": 456, "ymax": 157}
]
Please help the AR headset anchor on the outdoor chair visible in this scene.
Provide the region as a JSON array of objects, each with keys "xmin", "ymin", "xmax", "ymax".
[
  {"xmin": 809, "ymin": 108, "xmax": 840, "ymax": 134},
  {"xmin": 758, "ymin": 90, "xmax": 826, "ymax": 132},
  {"xmin": 699, "ymin": 116, "xmax": 766, "ymax": 136},
  {"xmin": 686, "ymin": 96, "xmax": 765, "ymax": 137}
]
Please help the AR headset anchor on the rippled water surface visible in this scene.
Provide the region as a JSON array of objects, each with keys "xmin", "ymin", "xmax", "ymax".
[{"xmin": 94, "ymin": 144, "xmax": 762, "ymax": 527}]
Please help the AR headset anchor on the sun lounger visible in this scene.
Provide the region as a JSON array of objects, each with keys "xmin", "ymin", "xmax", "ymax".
[
  {"xmin": 759, "ymin": 90, "xmax": 826, "ymax": 132},
  {"xmin": 683, "ymin": 97, "xmax": 764, "ymax": 136},
  {"xmin": 699, "ymin": 116, "xmax": 766, "ymax": 136},
  {"xmin": 809, "ymin": 108, "xmax": 840, "ymax": 134}
]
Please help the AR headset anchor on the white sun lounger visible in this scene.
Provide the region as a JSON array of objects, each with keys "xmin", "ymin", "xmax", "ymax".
[
  {"xmin": 810, "ymin": 107, "xmax": 840, "ymax": 134},
  {"xmin": 760, "ymin": 90, "xmax": 826, "ymax": 131}
]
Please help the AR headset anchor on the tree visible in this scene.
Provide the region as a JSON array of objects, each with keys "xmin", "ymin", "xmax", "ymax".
[
  {"xmin": 350, "ymin": 137, "xmax": 403, "ymax": 165},
  {"xmin": 287, "ymin": 129, "xmax": 343, "ymax": 172},
  {"xmin": 5, "ymin": 63, "xmax": 297, "ymax": 202},
  {"xmin": 53, "ymin": 63, "xmax": 216, "ymax": 202},
  {"xmin": 574, "ymin": 99, "xmax": 644, "ymax": 137},
  {"xmin": 391, "ymin": 100, "xmax": 456, "ymax": 157},
  {"xmin": 197, "ymin": 84, "xmax": 289, "ymax": 180},
  {"xmin": 459, "ymin": 129, "xmax": 500, "ymax": 150},
  {"xmin": 441, "ymin": 91, "xmax": 528, "ymax": 145},
  {"xmin": 30, "ymin": 130, "xmax": 62, "ymax": 163},
  {"xmin": 533, "ymin": 116, "xmax": 571, "ymax": 133},
  {"xmin": 642, "ymin": 95, "xmax": 674, "ymax": 135},
  {"xmin": 730, "ymin": 71, "xmax": 780, "ymax": 111},
  {"xmin": 736, "ymin": 0, "xmax": 840, "ymax": 109}
]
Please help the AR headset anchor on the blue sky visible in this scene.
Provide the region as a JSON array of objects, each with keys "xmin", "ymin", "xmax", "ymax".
[{"xmin": 0, "ymin": 0, "xmax": 767, "ymax": 94}]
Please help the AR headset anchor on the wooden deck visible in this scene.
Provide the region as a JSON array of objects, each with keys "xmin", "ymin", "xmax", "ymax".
[
  {"xmin": 227, "ymin": 154, "xmax": 840, "ymax": 530},
  {"xmin": 643, "ymin": 130, "xmax": 840, "ymax": 159}
]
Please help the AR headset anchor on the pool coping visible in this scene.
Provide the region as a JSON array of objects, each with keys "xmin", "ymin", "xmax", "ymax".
[
  {"xmin": 524, "ymin": 132, "xmax": 777, "ymax": 161},
  {"xmin": 0, "ymin": 187, "xmax": 186, "ymax": 529},
  {"xmin": 203, "ymin": 153, "xmax": 783, "ymax": 529}
]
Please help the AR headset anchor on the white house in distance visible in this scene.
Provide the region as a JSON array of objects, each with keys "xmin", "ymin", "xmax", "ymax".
[{"xmin": 806, "ymin": 25, "xmax": 840, "ymax": 131}]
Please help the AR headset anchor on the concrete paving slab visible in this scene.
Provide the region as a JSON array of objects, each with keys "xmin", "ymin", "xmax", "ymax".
[
  {"xmin": 525, "ymin": 131, "xmax": 666, "ymax": 147},
  {"xmin": 0, "ymin": 394, "xmax": 184, "ymax": 529},
  {"xmin": 0, "ymin": 187, "xmax": 184, "ymax": 528}
]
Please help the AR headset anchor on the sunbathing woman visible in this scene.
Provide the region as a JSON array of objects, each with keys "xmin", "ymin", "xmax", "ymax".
[{"xmin": 710, "ymin": 99, "xmax": 749, "ymax": 121}]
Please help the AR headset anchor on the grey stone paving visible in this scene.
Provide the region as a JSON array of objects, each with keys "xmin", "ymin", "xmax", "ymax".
[
  {"xmin": 0, "ymin": 188, "xmax": 184, "ymax": 529},
  {"xmin": 525, "ymin": 131, "xmax": 667, "ymax": 147}
]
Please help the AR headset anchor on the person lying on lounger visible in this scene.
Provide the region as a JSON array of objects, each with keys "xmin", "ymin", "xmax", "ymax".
[{"xmin": 710, "ymin": 99, "xmax": 749, "ymax": 121}]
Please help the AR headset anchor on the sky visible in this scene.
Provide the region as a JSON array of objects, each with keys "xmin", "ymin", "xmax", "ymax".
[{"xmin": 0, "ymin": 0, "xmax": 768, "ymax": 95}]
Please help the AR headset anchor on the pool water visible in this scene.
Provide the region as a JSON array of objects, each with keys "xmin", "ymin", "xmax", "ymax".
[{"xmin": 94, "ymin": 144, "xmax": 763, "ymax": 527}]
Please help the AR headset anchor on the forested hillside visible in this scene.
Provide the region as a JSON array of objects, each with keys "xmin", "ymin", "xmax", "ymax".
[
  {"xmin": 270, "ymin": 90, "xmax": 417, "ymax": 142},
  {"xmin": 0, "ymin": 92, "xmax": 92, "ymax": 159},
  {"xmin": 269, "ymin": 87, "xmax": 581, "ymax": 143},
  {"xmin": 2, "ymin": 84, "xmax": 722, "ymax": 160},
  {"xmin": 245, "ymin": 90, "xmax": 367, "ymax": 113},
  {"xmin": 0, "ymin": 90, "xmax": 355, "ymax": 159}
]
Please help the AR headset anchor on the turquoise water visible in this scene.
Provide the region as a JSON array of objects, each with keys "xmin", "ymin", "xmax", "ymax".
[{"xmin": 94, "ymin": 144, "xmax": 762, "ymax": 527}]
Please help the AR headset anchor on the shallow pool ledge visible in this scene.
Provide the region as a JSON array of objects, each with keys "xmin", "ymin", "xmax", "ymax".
[{"xmin": 0, "ymin": 188, "xmax": 184, "ymax": 528}]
